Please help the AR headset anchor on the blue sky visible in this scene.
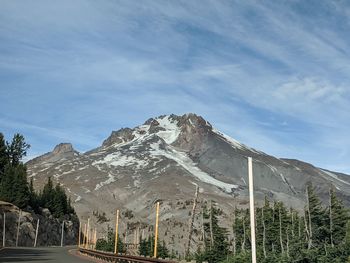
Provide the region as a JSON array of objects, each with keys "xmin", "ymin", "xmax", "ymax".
[{"xmin": 1, "ymin": 1, "xmax": 350, "ymax": 173}]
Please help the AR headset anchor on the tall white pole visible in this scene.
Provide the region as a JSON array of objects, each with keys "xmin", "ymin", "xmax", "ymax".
[
  {"xmin": 248, "ymin": 157, "xmax": 257, "ymax": 263},
  {"xmin": 2, "ymin": 212, "xmax": 5, "ymax": 247},
  {"xmin": 78, "ymin": 221, "xmax": 81, "ymax": 248},
  {"xmin": 60, "ymin": 221, "xmax": 64, "ymax": 247},
  {"xmin": 16, "ymin": 210, "xmax": 21, "ymax": 247},
  {"xmin": 34, "ymin": 219, "xmax": 39, "ymax": 247}
]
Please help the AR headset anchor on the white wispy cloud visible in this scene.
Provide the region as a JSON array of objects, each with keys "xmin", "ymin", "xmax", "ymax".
[{"xmin": 0, "ymin": 0, "xmax": 350, "ymax": 173}]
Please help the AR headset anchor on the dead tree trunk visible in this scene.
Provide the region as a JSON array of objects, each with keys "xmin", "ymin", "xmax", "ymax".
[
  {"xmin": 242, "ymin": 214, "xmax": 246, "ymax": 252},
  {"xmin": 233, "ymin": 207, "xmax": 236, "ymax": 256},
  {"xmin": 186, "ymin": 185, "xmax": 199, "ymax": 257},
  {"xmin": 279, "ymin": 206, "xmax": 284, "ymax": 254},
  {"xmin": 306, "ymin": 187, "xmax": 312, "ymax": 250},
  {"xmin": 291, "ymin": 209, "xmax": 295, "ymax": 238},
  {"xmin": 262, "ymin": 207, "xmax": 267, "ymax": 258},
  {"xmin": 329, "ymin": 189, "xmax": 334, "ymax": 248},
  {"xmin": 286, "ymin": 228, "xmax": 290, "ymax": 258},
  {"xmin": 304, "ymin": 210, "xmax": 310, "ymax": 247},
  {"xmin": 201, "ymin": 208, "xmax": 206, "ymax": 249},
  {"xmin": 209, "ymin": 200, "xmax": 214, "ymax": 248}
]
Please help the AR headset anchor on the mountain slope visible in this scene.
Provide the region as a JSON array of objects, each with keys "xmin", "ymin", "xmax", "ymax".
[{"xmin": 26, "ymin": 113, "xmax": 350, "ymax": 253}]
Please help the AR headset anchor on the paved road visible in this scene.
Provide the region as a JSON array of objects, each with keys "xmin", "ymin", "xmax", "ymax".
[{"xmin": 0, "ymin": 246, "xmax": 91, "ymax": 263}]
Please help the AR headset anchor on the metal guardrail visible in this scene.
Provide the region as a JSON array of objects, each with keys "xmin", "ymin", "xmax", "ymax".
[{"xmin": 79, "ymin": 248, "xmax": 176, "ymax": 263}]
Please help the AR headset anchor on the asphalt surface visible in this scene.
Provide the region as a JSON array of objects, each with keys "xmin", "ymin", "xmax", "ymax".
[{"xmin": 0, "ymin": 246, "xmax": 92, "ymax": 263}]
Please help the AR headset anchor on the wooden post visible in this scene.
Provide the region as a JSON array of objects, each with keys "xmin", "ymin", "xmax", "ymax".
[
  {"xmin": 248, "ymin": 157, "xmax": 256, "ymax": 263},
  {"xmin": 34, "ymin": 219, "xmax": 39, "ymax": 247},
  {"xmin": 154, "ymin": 202, "xmax": 160, "ymax": 258},
  {"xmin": 78, "ymin": 222, "xmax": 81, "ymax": 248},
  {"xmin": 16, "ymin": 209, "xmax": 21, "ymax": 247},
  {"xmin": 114, "ymin": 210, "xmax": 119, "ymax": 254},
  {"xmin": 60, "ymin": 221, "xmax": 64, "ymax": 247},
  {"xmin": 2, "ymin": 212, "xmax": 5, "ymax": 248}
]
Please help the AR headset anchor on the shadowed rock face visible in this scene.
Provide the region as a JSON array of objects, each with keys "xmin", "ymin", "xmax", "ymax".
[
  {"xmin": 26, "ymin": 113, "xmax": 350, "ymax": 254},
  {"xmin": 0, "ymin": 201, "xmax": 78, "ymax": 247}
]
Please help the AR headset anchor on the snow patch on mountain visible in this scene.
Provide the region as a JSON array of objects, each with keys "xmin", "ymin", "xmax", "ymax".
[
  {"xmin": 213, "ymin": 128, "xmax": 245, "ymax": 150},
  {"xmin": 213, "ymin": 128, "xmax": 264, "ymax": 155},
  {"xmin": 92, "ymin": 152, "xmax": 148, "ymax": 169},
  {"xmin": 95, "ymin": 173, "xmax": 116, "ymax": 191},
  {"xmin": 149, "ymin": 141, "xmax": 238, "ymax": 193},
  {"xmin": 322, "ymin": 170, "xmax": 350, "ymax": 186},
  {"xmin": 155, "ymin": 116, "xmax": 181, "ymax": 144}
]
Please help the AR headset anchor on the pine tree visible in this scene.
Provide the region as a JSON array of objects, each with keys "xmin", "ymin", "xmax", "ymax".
[
  {"xmin": 201, "ymin": 202, "xmax": 229, "ymax": 263},
  {"xmin": 40, "ymin": 177, "xmax": 54, "ymax": 209},
  {"xmin": 29, "ymin": 177, "xmax": 39, "ymax": 212},
  {"xmin": 0, "ymin": 133, "xmax": 8, "ymax": 178},
  {"xmin": 329, "ymin": 187, "xmax": 349, "ymax": 246},
  {"xmin": 6, "ymin": 133, "xmax": 30, "ymax": 166},
  {"xmin": 306, "ymin": 183, "xmax": 328, "ymax": 249},
  {"xmin": 96, "ymin": 226, "xmax": 125, "ymax": 253},
  {"xmin": 158, "ymin": 240, "xmax": 169, "ymax": 259},
  {"xmin": 0, "ymin": 163, "xmax": 29, "ymax": 208}
]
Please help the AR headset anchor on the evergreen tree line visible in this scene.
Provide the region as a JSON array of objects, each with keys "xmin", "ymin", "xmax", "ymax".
[
  {"xmin": 95, "ymin": 225, "xmax": 172, "ymax": 259},
  {"xmin": 138, "ymin": 235, "xmax": 171, "ymax": 259},
  {"xmin": 0, "ymin": 133, "xmax": 75, "ymax": 218},
  {"xmin": 95, "ymin": 226, "xmax": 126, "ymax": 253},
  {"xmin": 194, "ymin": 184, "xmax": 350, "ymax": 263}
]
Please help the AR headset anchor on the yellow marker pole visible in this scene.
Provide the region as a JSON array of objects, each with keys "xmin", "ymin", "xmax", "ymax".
[
  {"xmin": 94, "ymin": 228, "xmax": 97, "ymax": 250},
  {"xmin": 114, "ymin": 210, "xmax": 119, "ymax": 254},
  {"xmin": 78, "ymin": 221, "xmax": 81, "ymax": 248},
  {"xmin": 153, "ymin": 202, "xmax": 160, "ymax": 258}
]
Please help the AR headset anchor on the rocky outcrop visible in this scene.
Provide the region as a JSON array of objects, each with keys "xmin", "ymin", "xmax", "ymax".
[
  {"xmin": 27, "ymin": 143, "xmax": 79, "ymax": 166},
  {"xmin": 0, "ymin": 201, "xmax": 79, "ymax": 247},
  {"xmin": 102, "ymin": 128, "xmax": 135, "ymax": 147}
]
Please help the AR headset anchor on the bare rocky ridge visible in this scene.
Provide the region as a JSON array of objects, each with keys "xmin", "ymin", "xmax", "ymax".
[
  {"xmin": 26, "ymin": 113, "xmax": 350, "ymax": 254},
  {"xmin": 27, "ymin": 143, "xmax": 79, "ymax": 165}
]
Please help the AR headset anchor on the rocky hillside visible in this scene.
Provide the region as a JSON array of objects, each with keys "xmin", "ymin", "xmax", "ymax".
[
  {"xmin": 26, "ymin": 113, "xmax": 350, "ymax": 254},
  {"xmin": 0, "ymin": 201, "xmax": 79, "ymax": 247}
]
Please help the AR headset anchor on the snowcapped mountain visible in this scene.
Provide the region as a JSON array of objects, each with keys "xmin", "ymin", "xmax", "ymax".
[{"xmin": 27, "ymin": 113, "xmax": 350, "ymax": 253}]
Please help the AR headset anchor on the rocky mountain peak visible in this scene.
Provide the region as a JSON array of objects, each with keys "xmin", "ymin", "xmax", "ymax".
[
  {"xmin": 102, "ymin": 128, "xmax": 135, "ymax": 147},
  {"xmin": 52, "ymin": 143, "xmax": 75, "ymax": 155}
]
